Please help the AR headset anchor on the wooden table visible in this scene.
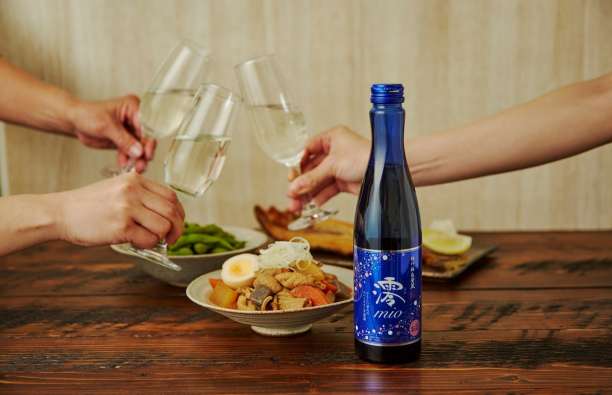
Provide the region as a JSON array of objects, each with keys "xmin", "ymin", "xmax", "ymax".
[{"xmin": 1, "ymin": 232, "xmax": 611, "ymax": 394}]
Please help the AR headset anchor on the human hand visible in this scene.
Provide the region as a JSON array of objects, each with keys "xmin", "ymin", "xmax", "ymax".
[
  {"xmin": 288, "ymin": 125, "xmax": 370, "ymax": 211},
  {"xmin": 54, "ymin": 172, "xmax": 184, "ymax": 249},
  {"xmin": 68, "ymin": 95, "xmax": 156, "ymax": 173}
]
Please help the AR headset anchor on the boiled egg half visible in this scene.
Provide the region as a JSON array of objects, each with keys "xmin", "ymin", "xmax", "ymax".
[{"xmin": 221, "ymin": 253, "xmax": 259, "ymax": 289}]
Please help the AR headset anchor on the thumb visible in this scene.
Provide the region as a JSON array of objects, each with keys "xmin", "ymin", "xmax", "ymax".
[
  {"xmin": 106, "ymin": 121, "xmax": 143, "ymax": 158},
  {"xmin": 288, "ymin": 158, "xmax": 334, "ymax": 198}
]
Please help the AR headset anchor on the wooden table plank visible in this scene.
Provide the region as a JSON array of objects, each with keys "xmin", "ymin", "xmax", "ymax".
[
  {"xmin": 1, "ymin": 231, "xmax": 611, "ymax": 297},
  {"xmin": 0, "ymin": 232, "xmax": 611, "ymax": 393},
  {"xmin": 0, "ymin": 289, "xmax": 610, "ymax": 338}
]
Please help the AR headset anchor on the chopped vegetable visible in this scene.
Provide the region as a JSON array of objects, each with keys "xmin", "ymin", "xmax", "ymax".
[
  {"xmin": 258, "ymin": 237, "xmax": 313, "ymax": 269},
  {"xmin": 209, "ymin": 282, "xmax": 238, "ymax": 308},
  {"xmin": 168, "ymin": 223, "xmax": 246, "ymax": 256},
  {"xmin": 278, "ymin": 294, "xmax": 309, "ymax": 310},
  {"xmin": 320, "ymin": 279, "xmax": 338, "ymax": 293},
  {"xmin": 208, "ymin": 278, "xmax": 221, "ymax": 288},
  {"xmin": 290, "ymin": 285, "xmax": 329, "ymax": 306},
  {"xmin": 294, "ymin": 260, "xmax": 325, "ymax": 280}
]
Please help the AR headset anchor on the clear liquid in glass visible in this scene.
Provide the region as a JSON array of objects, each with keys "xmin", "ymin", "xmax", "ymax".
[
  {"xmin": 248, "ymin": 104, "xmax": 308, "ymax": 167},
  {"xmin": 140, "ymin": 89, "xmax": 197, "ymax": 139},
  {"xmin": 164, "ymin": 135, "xmax": 231, "ymax": 197}
]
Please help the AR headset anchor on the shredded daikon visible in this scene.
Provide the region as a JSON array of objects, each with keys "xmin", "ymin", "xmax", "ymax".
[{"xmin": 257, "ymin": 237, "xmax": 313, "ymax": 269}]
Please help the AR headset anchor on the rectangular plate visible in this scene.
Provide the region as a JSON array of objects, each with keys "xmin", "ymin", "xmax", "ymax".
[{"xmin": 317, "ymin": 242, "xmax": 497, "ymax": 281}]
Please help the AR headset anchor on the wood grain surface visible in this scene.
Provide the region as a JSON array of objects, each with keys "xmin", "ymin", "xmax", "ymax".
[
  {"xmin": 0, "ymin": 231, "xmax": 610, "ymax": 393},
  {"xmin": 1, "ymin": 0, "xmax": 611, "ymax": 230}
]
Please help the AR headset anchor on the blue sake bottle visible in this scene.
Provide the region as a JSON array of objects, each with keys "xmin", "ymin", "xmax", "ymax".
[{"xmin": 354, "ymin": 84, "xmax": 422, "ymax": 363}]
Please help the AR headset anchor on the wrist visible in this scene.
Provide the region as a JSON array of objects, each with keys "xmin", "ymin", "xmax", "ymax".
[
  {"xmin": 62, "ymin": 94, "xmax": 83, "ymax": 136},
  {"xmin": 39, "ymin": 192, "xmax": 68, "ymax": 242}
]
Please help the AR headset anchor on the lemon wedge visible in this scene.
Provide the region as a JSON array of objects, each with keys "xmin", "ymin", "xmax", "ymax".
[{"xmin": 423, "ymin": 228, "xmax": 472, "ymax": 255}]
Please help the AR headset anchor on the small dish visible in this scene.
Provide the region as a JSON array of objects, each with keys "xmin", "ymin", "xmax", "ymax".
[
  {"xmin": 111, "ymin": 226, "xmax": 269, "ymax": 287},
  {"xmin": 186, "ymin": 265, "xmax": 353, "ymax": 336}
]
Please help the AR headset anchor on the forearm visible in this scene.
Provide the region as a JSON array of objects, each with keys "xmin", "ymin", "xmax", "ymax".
[
  {"xmin": 0, "ymin": 194, "xmax": 62, "ymax": 256},
  {"xmin": 0, "ymin": 58, "xmax": 77, "ymax": 135},
  {"xmin": 407, "ymin": 73, "xmax": 612, "ymax": 186}
]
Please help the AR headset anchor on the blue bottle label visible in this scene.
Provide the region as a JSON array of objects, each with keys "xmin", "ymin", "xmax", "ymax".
[{"xmin": 354, "ymin": 246, "xmax": 421, "ymax": 346}]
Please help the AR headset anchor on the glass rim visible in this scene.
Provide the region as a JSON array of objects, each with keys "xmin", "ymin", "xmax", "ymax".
[
  {"xmin": 234, "ymin": 53, "xmax": 277, "ymax": 70},
  {"xmin": 178, "ymin": 38, "xmax": 211, "ymax": 57},
  {"xmin": 197, "ymin": 83, "xmax": 242, "ymax": 104}
]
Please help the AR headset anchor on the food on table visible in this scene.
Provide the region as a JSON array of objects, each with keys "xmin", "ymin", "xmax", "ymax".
[
  {"xmin": 168, "ymin": 223, "xmax": 246, "ymax": 256},
  {"xmin": 221, "ymin": 254, "xmax": 259, "ymax": 289},
  {"xmin": 254, "ymin": 206, "xmax": 353, "ymax": 256},
  {"xmin": 209, "ymin": 281, "xmax": 239, "ymax": 308},
  {"xmin": 423, "ymin": 220, "xmax": 472, "ymax": 255},
  {"xmin": 255, "ymin": 208, "xmax": 475, "ymax": 271},
  {"xmin": 208, "ymin": 238, "xmax": 352, "ymax": 311}
]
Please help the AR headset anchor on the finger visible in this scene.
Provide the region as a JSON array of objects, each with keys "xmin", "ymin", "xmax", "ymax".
[
  {"xmin": 140, "ymin": 189, "xmax": 184, "ymax": 244},
  {"xmin": 132, "ymin": 204, "xmax": 172, "ymax": 242},
  {"xmin": 302, "ymin": 152, "xmax": 325, "ymax": 173},
  {"xmin": 312, "ymin": 183, "xmax": 340, "ymax": 207},
  {"xmin": 120, "ymin": 94, "xmax": 142, "ymax": 137},
  {"xmin": 288, "ymin": 158, "xmax": 334, "ymax": 198},
  {"xmin": 126, "ymin": 223, "xmax": 161, "ymax": 249},
  {"xmin": 135, "ymin": 159, "xmax": 147, "ymax": 173},
  {"xmin": 288, "ymin": 198, "xmax": 303, "ymax": 213},
  {"xmin": 144, "ymin": 138, "xmax": 156, "ymax": 161},
  {"xmin": 288, "ymin": 167, "xmax": 299, "ymax": 182},
  {"xmin": 140, "ymin": 177, "xmax": 186, "ymax": 220},
  {"xmin": 299, "ymin": 132, "xmax": 331, "ymax": 169},
  {"xmin": 140, "ymin": 177, "xmax": 179, "ymax": 205},
  {"xmin": 117, "ymin": 152, "xmax": 129, "ymax": 167},
  {"xmin": 106, "ymin": 120, "xmax": 144, "ymax": 159}
]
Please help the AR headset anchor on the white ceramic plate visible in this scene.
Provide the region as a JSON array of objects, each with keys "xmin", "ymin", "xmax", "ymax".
[
  {"xmin": 186, "ymin": 265, "xmax": 354, "ymax": 336},
  {"xmin": 111, "ymin": 226, "xmax": 269, "ymax": 287}
]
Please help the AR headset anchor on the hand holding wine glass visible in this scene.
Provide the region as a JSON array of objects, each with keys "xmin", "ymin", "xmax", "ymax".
[
  {"xmin": 103, "ymin": 39, "xmax": 210, "ymax": 176},
  {"xmin": 287, "ymin": 125, "xmax": 370, "ymax": 212},
  {"xmin": 125, "ymin": 83, "xmax": 241, "ymax": 270},
  {"xmin": 235, "ymin": 54, "xmax": 338, "ymax": 230}
]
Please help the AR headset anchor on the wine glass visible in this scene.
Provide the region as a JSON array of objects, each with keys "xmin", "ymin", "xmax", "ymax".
[
  {"xmin": 103, "ymin": 39, "xmax": 210, "ymax": 176},
  {"xmin": 235, "ymin": 54, "xmax": 337, "ymax": 230},
  {"xmin": 125, "ymin": 83, "xmax": 241, "ymax": 270}
]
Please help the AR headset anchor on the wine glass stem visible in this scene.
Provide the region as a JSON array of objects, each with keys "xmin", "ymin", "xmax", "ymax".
[
  {"xmin": 291, "ymin": 165, "xmax": 318, "ymax": 215},
  {"xmin": 122, "ymin": 158, "xmax": 136, "ymax": 174}
]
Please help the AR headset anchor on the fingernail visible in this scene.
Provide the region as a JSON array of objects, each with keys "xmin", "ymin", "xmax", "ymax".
[{"xmin": 129, "ymin": 143, "xmax": 143, "ymax": 158}]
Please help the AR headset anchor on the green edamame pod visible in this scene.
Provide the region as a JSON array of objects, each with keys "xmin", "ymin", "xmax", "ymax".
[
  {"xmin": 169, "ymin": 246, "xmax": 193, "ymax": 256},
  {"xmin": 193, "ymin": 243, "xmax": 208, "ymax": 254}
]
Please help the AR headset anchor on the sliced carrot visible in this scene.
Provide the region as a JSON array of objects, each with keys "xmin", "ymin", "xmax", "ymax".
[
  {"xmin": 291, "ymin": 285, "xmax": 329, "ymax": 306},
  {"xmin": 209, "ymin": 278, "xmax": 222, "ymax": 288},
  {"xmin": 321, "ymin": 279, "xmax": 338, "ymax": 293}
]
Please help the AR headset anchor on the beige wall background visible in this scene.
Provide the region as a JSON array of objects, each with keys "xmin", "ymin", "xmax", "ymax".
[{"xmin": 0, "ymin": 0, "xmax": 611, "ymax": 230}]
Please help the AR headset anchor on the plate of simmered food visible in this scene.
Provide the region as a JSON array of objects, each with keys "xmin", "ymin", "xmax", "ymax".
[
  {"xmin": 186, "ymin": 238, "xmax": 353, "ymax": 336},
  {"xmin": 255, "ymin": 206, "xmax": 495, "ymax": 280},
  {"xmin": 111, "ymin": 223, "xmax": 268, "ymax": 287}
]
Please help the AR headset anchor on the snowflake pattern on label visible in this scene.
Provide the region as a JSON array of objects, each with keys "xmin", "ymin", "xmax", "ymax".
[{"xmin": 354, "ymin": 246, "xmax": 421, "ymax": 345}]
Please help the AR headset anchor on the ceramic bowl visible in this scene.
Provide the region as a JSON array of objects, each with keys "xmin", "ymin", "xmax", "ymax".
[
  {"xmin": 111, "ymin": 226, "xmax": 269, "ymax": 287},
  {"xmin": 186, "ymin": 265, "xmax": 353, "ymax": 336}
]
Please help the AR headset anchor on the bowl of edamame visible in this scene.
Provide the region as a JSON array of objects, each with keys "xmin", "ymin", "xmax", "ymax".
[{"xmin": 111, "ymin": 223, "xmax": 269, "ymax": 287}]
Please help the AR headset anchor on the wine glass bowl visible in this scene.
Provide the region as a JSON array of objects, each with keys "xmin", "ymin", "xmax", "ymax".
[
  {"xmin": 125, "ymin": 83, "xmax": 242, "ymax": 271},
  {"xmin": 235, "ymin": 54, "xmax": 338, "ymax": 230}
]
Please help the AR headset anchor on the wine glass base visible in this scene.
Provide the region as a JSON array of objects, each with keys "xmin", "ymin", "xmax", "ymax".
[
  {"xmin": 288, "ymin": 208, "xmax": 338, "ymax": 231},
  {"xmin": 125, "ymin": 245, "xmax": 181, "ymax": 272}
]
